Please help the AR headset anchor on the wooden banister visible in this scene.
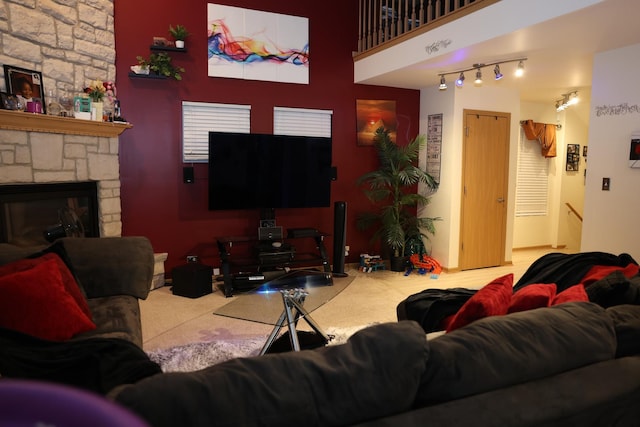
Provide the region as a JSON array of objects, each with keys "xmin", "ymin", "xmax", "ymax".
[{"xmin": 565, "ymin": 202, "xmax": 583, "ymax": 222}]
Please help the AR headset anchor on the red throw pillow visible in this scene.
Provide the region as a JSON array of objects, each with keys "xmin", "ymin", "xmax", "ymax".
[
  {"xmin": 0, "ymin": 253, "xmax": 91, "ymax": 319},
  {"xmin": 508, "ymin": 283, "xmax": 557, "ymax": 313},
  {"xmin": 552, "ymin": 284, "xmax": 589, "ymax": 305},
  {"xmin": 446, "ymin": 273, "xmax": 514, "ymax": 332},
  {"xmin": 0, "ymin": 258, "xmax": 96, "ymax": 341}
]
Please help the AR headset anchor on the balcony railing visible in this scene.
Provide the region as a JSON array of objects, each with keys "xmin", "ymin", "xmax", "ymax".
[{"xmin": 356, "ymin": 0, "xmax": 500, "ymax": 56}]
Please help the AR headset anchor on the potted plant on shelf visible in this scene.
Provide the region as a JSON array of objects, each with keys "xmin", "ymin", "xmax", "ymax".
[
  {"xmin": 356, "ymin": 127, "xmax": 440, "ymax": 271},
  {"xmin": 136, "ymin": 52, "xmax": 185, "ymax": 80},
  {"xmin": 169, "ymin": 24, "xmax": 190, "ymax": 49}
]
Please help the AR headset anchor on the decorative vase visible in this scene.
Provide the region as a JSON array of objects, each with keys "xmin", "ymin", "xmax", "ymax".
[
  {"xmin": 92, "ymin": 101, "xmax": 103, "ymax": 121},
  {"xmin": 175, "ymin": 40, "xmax": 185, "ymax": 49}
]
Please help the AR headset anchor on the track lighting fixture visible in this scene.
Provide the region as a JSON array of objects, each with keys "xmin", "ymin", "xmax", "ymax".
[
  {"xmin": 494, "ymin": 64, "xmax": 503, "ymax": 80},
  {"xmin": 556, "ymin": 91, "xmax": 579, "ymax": 112},
  {"xmin": 439, "ymin": 75, "xmax": 447, "ymax": 90},
  {"xmin": 474, "ymin": 68, "xmax": 483, "ymax": 85},
  {"xmin": 437, "ymin": 58, "xmax": 526, "ymax": 91}
]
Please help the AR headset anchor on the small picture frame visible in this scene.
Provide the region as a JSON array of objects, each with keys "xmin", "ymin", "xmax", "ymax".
[
  {"xmin": 566, "ymin": 144, "xmax": 580, "ymax": 171},
  {"xmin": 3, "ymin": 65, "xmax": 46, "ymax": 114},
  {"xmin": 0, "ymin": 92, "xmax": 21, "ymax": 110}
]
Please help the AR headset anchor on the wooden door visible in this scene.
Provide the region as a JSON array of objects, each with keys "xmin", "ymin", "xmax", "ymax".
[{"xmin": 459, "ymin": 110, "xmax": 510, "ymax": 270}]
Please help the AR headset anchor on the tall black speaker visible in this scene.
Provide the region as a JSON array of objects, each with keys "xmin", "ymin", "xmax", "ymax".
[{"xmin": 332, "ymin": 201, "xmax": 348, "ymax": 277}]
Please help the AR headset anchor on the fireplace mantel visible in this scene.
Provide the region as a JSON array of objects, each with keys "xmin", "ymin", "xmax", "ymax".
[{"xmin": 0, "ymin": 109, "xmax": 132, "ymax": 137}]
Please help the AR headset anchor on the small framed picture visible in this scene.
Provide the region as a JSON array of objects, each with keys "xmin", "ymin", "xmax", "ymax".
[
  {"xmin": 3, "ymin": 65, "xmax": 46, "ymax": 114},
  {"xmin": 0, "ymin": 92, "xmax": 21, "ymax": 110}
]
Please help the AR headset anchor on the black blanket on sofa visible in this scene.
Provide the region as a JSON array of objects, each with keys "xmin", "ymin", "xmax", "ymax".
[
  {"xmin": 0, "ymin": 327, "xmax": 161, "ymax": 395},
  {"xmin": 513, "ymin": 251, "xmax": 637, "ymax": 292}
]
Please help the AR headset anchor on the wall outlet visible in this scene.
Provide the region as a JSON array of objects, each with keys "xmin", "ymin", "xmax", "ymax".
[{"xmin": 186, "ymin": 255, "xmax": 198, "ymax": 263}]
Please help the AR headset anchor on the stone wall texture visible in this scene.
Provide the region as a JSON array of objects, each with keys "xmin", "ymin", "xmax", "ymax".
[
  {"xmin": 0, "ymin": 0, "xmax": 120, "ymax": 237},
  {"xmin": 0, "ymin": 0, "xmax": 115, "ymax": 103}
]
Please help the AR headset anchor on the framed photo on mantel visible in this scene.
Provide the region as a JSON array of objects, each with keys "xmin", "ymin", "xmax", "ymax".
[{"xmin": 3, "ymin": 64, "xmax": 46, "ymax": 114}]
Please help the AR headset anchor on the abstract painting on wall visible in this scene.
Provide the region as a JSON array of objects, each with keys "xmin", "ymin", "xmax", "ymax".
[{"xmin": 207, "ymin": 4, "xmax": 309, "ymax": 84}]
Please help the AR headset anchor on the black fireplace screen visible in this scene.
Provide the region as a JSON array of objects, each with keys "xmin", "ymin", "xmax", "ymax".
[{"xmin": 0, "ymin": 182, "xmax": 99, "ymax": 246}]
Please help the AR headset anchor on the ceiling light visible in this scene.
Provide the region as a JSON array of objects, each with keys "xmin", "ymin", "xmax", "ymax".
[
  {"xmin": 474, "ymin": 68, "xmax": 482, "ymax": 85},
  {"xmin": 568, "ymin": 92, "xmax": 579, "ymax": 105},
  {"xmin": 494, "ymin": 64, "xmax": 503, "ymax": 80},
  {"xmin": 436, "ymin": 58, "xmax": 526, "ymax": 91},
  {"xmin": 439, "ymin": 75, "xmax": 447, "ymax": 90},
  {"xmin": 555, "ymin": 91, "xmax": 579, "ymax": 111}
]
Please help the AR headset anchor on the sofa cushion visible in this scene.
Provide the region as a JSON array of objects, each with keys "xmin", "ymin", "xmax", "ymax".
[
  {"xmin": 606, "ymin": 304, "xmax": 640, "ymax": 357},
  {"xmin": 0, "ymin": 251, "xmax": 91, "ymax": 319},
  {"xmin": 115, "ymin": 321, "xmax": 430, "ymax": 427},
  {"xmin": 0, "ymin": 259, "xmax": 96, "ymax": 341},
  {"xmin": 552, "ymin": 283, "xmax": 588, "ymax": 305},
  {"xmin": 446, "ymin": 274, "xmax": 513, "ymax": 332},
  {"xmin": 79, "ymin": 295, "xmax": 143, "ymax": 347},
  {"xmin": 508, "ymin": 283, "xmax": 556, "ymax": 313},
  {"xmin": 415, "ymin": 302, "xmax": 617, "ymax": 407}
]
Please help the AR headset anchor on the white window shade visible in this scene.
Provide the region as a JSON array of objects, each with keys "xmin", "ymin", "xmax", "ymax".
[
  {"xmin": 274, "ymin": 106, "xmax": 333, "ymax": 137},
  {"xmin": 182, "ymin": 101, "xmax": 251, "ymax": 162},
  {"xmin": 515, "ymin": 132, "xmax": 549, "ymax": 216}
]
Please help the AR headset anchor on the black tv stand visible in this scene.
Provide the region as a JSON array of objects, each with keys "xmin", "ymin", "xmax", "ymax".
[{"xmin": 216, "ymin": 229, "xmax": 332, "ymax": 297}]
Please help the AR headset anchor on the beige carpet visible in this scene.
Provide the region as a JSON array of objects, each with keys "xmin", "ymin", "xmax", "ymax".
[{"xmin": 140, "ymin": 248, "xmax": 575, "ymax": 353}]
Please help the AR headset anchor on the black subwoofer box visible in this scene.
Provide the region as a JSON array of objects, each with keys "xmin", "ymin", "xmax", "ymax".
[{"xmin": 172, "ymin": 263, "xmax": 213, "ymax": 298}]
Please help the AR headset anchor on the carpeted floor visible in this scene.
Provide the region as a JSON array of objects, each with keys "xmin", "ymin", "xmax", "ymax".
[{"xmin": 141, "ymin": 248, "xmax": 574, "ymax": 353}]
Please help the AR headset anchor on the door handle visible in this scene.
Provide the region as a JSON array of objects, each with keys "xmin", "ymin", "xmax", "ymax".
[{"xmin": 497, "ymin": 198, "xmax": 505, "ymax": 203}]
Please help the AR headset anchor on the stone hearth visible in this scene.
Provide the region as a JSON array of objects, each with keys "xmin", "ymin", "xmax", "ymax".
[{"xmin": 0, "ymin": 111, "xmax": 131, "ymax": 238}]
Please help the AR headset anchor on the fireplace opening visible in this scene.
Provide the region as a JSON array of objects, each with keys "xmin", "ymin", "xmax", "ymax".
[{"xmin": 0, "ymin": 182, "xmax": 99, "ymax": 247}]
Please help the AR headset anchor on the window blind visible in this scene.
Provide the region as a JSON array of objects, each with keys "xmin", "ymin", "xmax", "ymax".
[
  {"xmin": 182, "ymin": 101, "xmax": 251, "ymax": 162},
  {"xmin": 273, "ymin": 106, "xmax": 333, "ymax": 137},
  {"xmin": 515, "ymin": 132, "xmax": 549, "ymax": 216}
]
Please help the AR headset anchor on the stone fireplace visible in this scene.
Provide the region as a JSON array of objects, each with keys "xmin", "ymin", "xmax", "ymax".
[{"xmin": 0, "ymin": 110, "xmax": 132, "ymax": 245}]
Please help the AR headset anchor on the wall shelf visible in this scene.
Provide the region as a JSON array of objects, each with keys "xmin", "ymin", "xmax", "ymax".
[
  {"xmin": 0, "ymin": 109, "xmax": 132, "ymax": 137},
  {"xmin": 128, "ymin": 72, "xmax": 168, "ymax": 80},
  {"xmin": 150, "ymin": 45, "xmax": 187, "ymax": 53}
]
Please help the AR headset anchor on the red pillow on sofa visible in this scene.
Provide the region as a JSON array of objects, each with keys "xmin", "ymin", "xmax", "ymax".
[
  {"xmin": 508, "ymin": 283, "xmax": 557, "ymax": 313},
  {"xmin": 552, "ymin": 284, "xmax": 588, "ymax": 305},
  {"xmin": 0, "ymin": 258, "xmax": 96, "ymax": 341},
  {"xmin": 446, "ymin": 273, "xmax": 514, "ymax": 332},
  {"xmin": 0, "ymin": 253, "xmax": 91, "ymax": 319}
]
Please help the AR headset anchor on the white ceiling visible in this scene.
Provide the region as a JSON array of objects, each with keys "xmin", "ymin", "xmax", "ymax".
[{"xmin": 354, "ymin": 0, "xmax": 640, "ymax": 105}]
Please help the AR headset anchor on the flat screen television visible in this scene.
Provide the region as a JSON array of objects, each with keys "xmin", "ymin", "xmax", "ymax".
[{"xmin": 208, "ymin": 131, "xmax": 333, "ymax": 210}]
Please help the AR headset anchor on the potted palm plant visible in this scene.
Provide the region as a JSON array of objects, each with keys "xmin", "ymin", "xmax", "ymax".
[{"xmin": 356, "ymin": 127, "xmax": 439, "ymax": 271}]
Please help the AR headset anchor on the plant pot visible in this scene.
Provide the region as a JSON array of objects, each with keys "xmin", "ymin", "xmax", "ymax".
[
  {"xmin": 175, "ymin": 40, "xmax": 185, "ymax": 49},
  {"xmin": 390, "ymin": 255, "xmax": 409, "ymax": 272}
]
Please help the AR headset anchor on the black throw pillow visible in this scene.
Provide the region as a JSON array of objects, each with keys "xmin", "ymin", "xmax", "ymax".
[{"xmin": 585, "ymin": 271, "xmax": 631, "ymax": 307}]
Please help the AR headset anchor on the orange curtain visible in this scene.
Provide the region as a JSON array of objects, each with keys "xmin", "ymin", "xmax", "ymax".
[{"xmin": 521, "ymin": 120, "xmax": 556, "ymax": 158}]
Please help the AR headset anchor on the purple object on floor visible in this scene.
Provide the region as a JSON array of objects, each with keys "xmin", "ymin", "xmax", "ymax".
[{"xmin": 0, "ymin": 380, "xmax": 149, "ymax": 427}]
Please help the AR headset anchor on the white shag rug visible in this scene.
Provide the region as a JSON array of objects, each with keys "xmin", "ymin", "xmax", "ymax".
[{"xmin": 147, "ymin": 325, "xmax": 372, "ymax": 373}]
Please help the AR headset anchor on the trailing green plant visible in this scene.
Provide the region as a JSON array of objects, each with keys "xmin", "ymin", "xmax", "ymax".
[
  {"xmin": 137, "ymin": 52, "xmax": 185, "ymax": 80},
  {"xmin": 356, "ymin": 127, "xmax": 440, "ymax": 259},
  {"xmin": 168, "ymin": 24, "xmax": 190, "ymax": 41}
]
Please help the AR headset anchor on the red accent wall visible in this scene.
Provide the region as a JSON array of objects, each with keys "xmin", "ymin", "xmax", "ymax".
[{"xmin": 114, "ymin": 0, "xmax": 419, "ymax": 274}]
